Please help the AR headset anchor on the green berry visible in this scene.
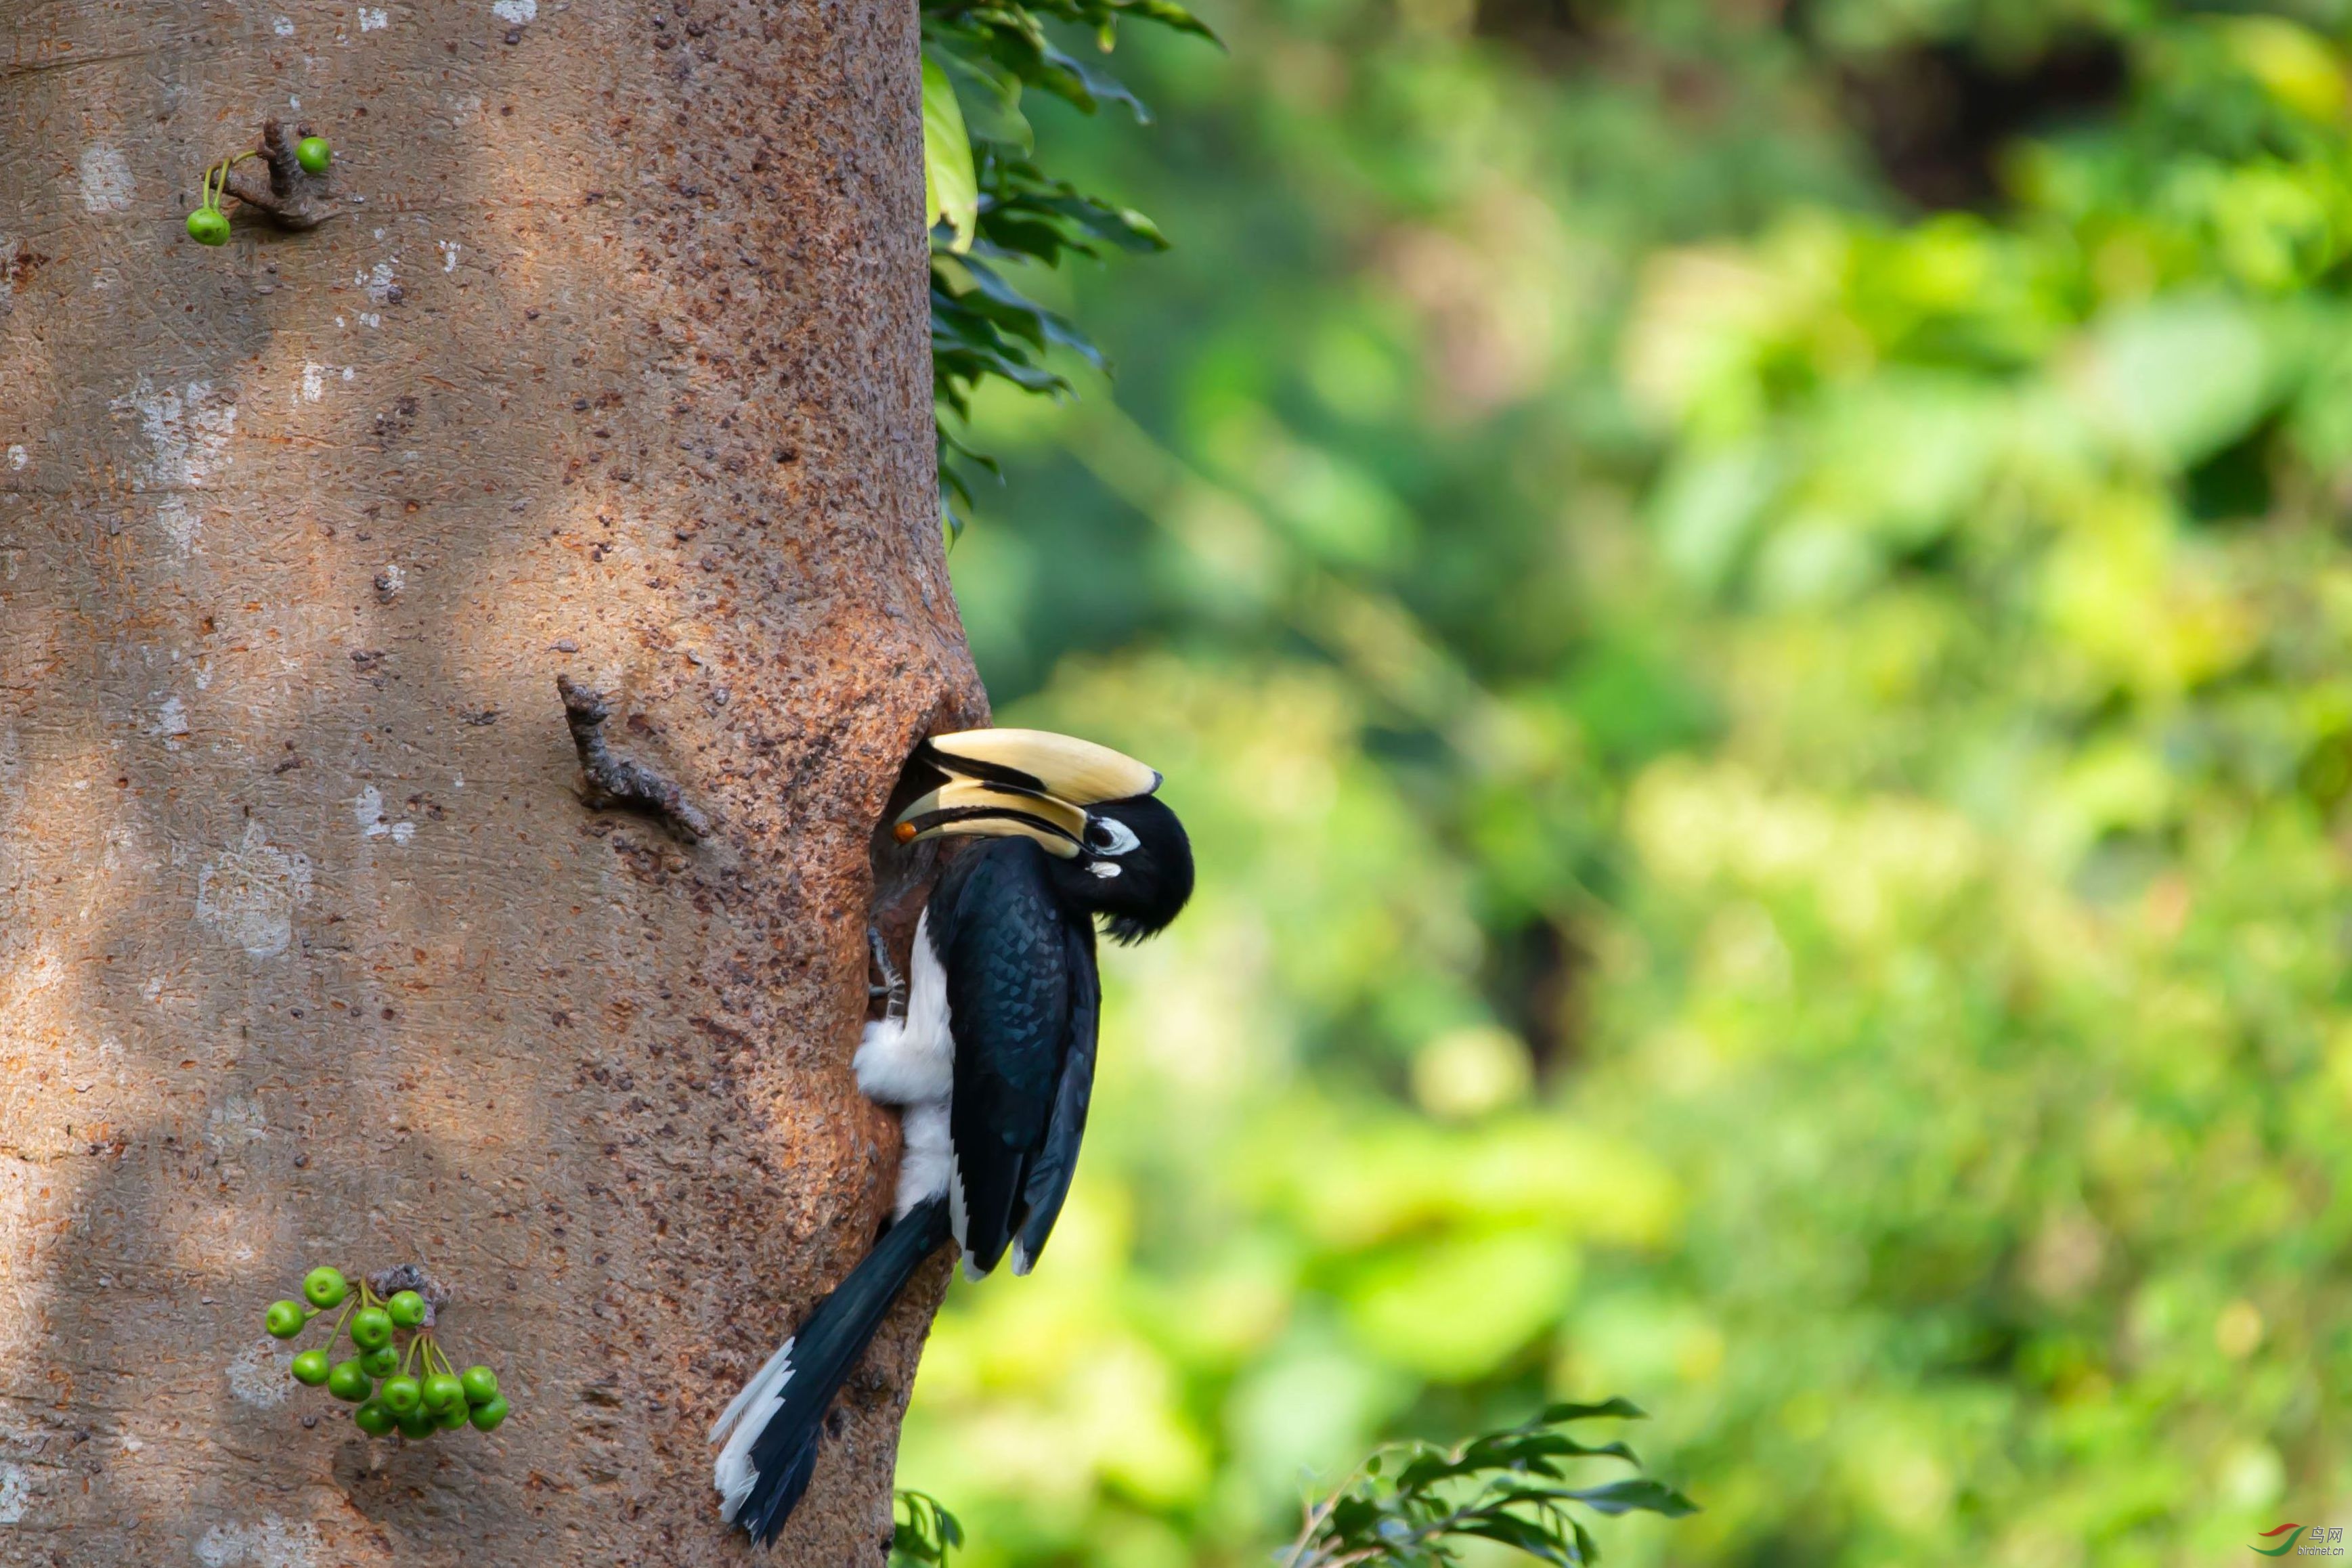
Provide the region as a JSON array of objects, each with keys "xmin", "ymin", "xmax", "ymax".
[
  {"xmin": 395, "ymin": 1404, "xmax": 438, "ymax": 1439},
  {"xmin": 380, "ymin": 1375, "xmax": 421, "ymax": 1414},
  {"xmin": 349, "ymin": 1307, "xmax": 393, "ymax": 1351},
  {"xmin": 435, "ymin": 1399, "xmax": 470, "ymax": 1431},
  {"xmin": 460, "ymin": 1366, "xmax": 500, "ymax": 1406},
  {"xmin": 326, "ymin": 1359, "xmax": 373, "ymax": 1403},
  {"xmin": 290, "ymin": 1349, "xmax": 332, "ymax": 1387},
  {"xmin": 467, "ymin": 1393, "xmax": 510, "ymax": 1433},
  {"xmin": 185, "ymin": 206, "xmax": 230, "ymax": 246},
  {"xmin": 362, "ymin": 1345, "xmax": 401, "ymax": 1377},
  {"xmin": 264, "ymin": 1299, "xmax": 307, "ymax": 1339},
  {"xmin": 302, "ymin": 1267, "xmax": 348, "ymax": 1309},
  {"xmin": 296, "ymin": 136, "xmax": 332, "ymax": 175},
  {"xmin": 353, "ymin": 1399, "xmax": 396, "ymax": 1437},
  {"xmin": 387, "ymin": 1290, "xmax": 427, "ymax": 1329},
  {"xmin": 421, "ymin": 1373, "xmax": 464, "ymax": 1412}
]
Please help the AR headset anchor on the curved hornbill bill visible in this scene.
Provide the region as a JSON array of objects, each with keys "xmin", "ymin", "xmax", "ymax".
[{"xmin": 710, "ymin": 728, "xmax": 1194, "ymax": 1544}]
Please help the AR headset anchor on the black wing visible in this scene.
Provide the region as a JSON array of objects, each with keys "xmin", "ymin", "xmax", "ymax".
[
  {"xmin": 1012, "ymin": 917, "xmax": 1097, "ymax": 1273},
  {"xmin": 938, "ymin": 839, "xmax": 1091, "ymax": 1275}
]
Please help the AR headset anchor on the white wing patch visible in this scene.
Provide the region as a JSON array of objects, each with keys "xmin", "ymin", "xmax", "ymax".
[{"xmin": 711, "ymin": 1336, "xmax": 797, "ymax": 1521}]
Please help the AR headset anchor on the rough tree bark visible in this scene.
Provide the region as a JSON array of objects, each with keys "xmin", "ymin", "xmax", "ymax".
[{"xmin": 0, "ymin": 1, "xmax": 980, "ymax": 1563}]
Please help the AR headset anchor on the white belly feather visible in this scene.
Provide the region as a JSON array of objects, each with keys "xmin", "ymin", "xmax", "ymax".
[{"xmin": 854, "ymin": 912, "xmax": 962, "ymax": 1229}]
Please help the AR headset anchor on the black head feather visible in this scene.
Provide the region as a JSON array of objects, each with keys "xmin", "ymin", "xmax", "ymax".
[{"xmin": 1048, "ymin": 793, "xmax": 1194, "ymax": 943}]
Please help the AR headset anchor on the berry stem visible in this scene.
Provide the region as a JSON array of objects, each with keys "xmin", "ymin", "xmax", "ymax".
[{"xmin": 200, "ymin": 154, "xmax": 253, "ymax": 213}]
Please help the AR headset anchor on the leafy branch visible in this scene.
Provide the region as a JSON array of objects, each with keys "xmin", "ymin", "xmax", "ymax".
[
  {"xmin": 892, "ymin": 1489, "xmax": 965, "ymax": 1566},
  {"xmin": 1279, "ymin": 1399, "xmax": 1697, "ymax": 1568},
  {"xmin": 890, "ymin": 1402, "xmax": 1693, "ymax": 1568},
  {"xmin": 918, "ymin": 0, "xmax": 1215, "ymax": 531}
]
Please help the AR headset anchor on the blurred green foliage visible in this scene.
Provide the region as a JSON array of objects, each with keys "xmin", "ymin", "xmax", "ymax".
[{"xmin": 898, "ymin": 3, "xmax": 2352, "ymax": 1565}]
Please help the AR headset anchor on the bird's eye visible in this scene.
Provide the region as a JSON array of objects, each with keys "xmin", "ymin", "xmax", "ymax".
[{"xmin": 1087, "ymin": 817, "xmax": 1141, "ymax": 856}]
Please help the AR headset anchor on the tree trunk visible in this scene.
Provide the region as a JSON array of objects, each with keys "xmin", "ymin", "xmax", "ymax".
[{"xmin": 0, "ymin": 2, "xmax": 977, "ymax": 1562}]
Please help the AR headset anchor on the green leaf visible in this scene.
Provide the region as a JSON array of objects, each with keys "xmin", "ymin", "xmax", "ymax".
[
  {"xmin": 1457, "ymin": 1515, "xmax": 1580, "ymax": 1566},
  {"xmin": 922, "ymin": 51, "xmax": 979, "ymax": 254},
  {"xmin": 1540, "ymin": 1399, "xmax": 1647, "ymax": 1424},
  {"xmin": 1561, "ymin": 1480, "xmax": 1700, "ymax": 1519}
]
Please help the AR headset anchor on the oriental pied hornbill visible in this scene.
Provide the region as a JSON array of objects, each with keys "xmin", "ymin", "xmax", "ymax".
[{"xmin": 710, "ymin": 728, "xmax": 1194, "ymax": 1544}]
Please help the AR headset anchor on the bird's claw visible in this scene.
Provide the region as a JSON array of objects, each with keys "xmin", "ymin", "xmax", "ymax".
[{"xmin": 867, "ymin": 926, "xmax": 908, "ymax": 1020}]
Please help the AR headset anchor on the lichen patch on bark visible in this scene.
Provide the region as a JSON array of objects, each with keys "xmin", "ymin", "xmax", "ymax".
[{"xmin": 194, "ymin": 824, "xmax": 314, "ymax": 959}]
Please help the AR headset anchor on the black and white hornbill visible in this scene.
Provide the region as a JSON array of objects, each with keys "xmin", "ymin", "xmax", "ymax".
[{"xmin": 710, "ymin": 728, "xmax": 1195, "ymax": 1544}]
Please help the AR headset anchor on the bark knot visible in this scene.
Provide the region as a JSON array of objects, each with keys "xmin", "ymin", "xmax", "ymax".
[
  {"xmin": 366, "ymin": 1263, "xmax": 452, "ymax": 1327},
  {"xmin": 559, "ymin": 674, "xmax": 712, "ymax": 843},
  {"xmin": 220, "ymin": 118, "xmax": 340, "ymax": 230}
]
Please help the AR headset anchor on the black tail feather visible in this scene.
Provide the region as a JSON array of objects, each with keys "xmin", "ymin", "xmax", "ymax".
[{"xmin": 733, "ymin": 1196, "xmax": 952, "ymax": 1546}]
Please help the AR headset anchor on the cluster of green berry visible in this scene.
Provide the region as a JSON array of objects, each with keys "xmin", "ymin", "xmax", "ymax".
[
  {"xmin": 264, "ymin": 1266, "xmax": 510, "ymax": 1439},
  {"xmin": 185, "ymin": 136, "xmax": 330, "ymax": 246}
]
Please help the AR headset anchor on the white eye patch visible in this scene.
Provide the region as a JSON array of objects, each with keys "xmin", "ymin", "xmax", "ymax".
[{"xmin": 1087, "ymin": 817, "xmax": 1141, "ymax": 856}]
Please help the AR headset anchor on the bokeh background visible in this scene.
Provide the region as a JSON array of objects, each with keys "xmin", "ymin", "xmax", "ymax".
[{"xmin": 897, "ymin": 3, "xmax": 2352, "ymax": 1563}]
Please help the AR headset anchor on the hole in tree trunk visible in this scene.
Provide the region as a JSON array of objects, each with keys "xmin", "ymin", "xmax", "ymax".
[{"xmin": 865, "ymin": 725, "xmax": 964, "ymax": 986}]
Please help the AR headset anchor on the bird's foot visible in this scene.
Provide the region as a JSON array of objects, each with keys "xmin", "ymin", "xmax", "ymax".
[{"xmin": 867, "ymin": 926, "xmax": 907, "ymax": 1020}]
